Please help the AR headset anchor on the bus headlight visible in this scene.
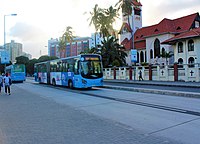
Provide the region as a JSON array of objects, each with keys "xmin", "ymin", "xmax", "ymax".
[{"xmin": 82, "ymin": 79, "xmax": 87, "ymax": 84}]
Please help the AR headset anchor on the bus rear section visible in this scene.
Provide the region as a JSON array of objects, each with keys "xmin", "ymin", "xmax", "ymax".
[
  {"xmin": 34, "ymin": 61, "xmax": 50, "ymax": 84},
  {"xmin": 6, "ymin": 64, "xmax": 26, "ymax": 82}
]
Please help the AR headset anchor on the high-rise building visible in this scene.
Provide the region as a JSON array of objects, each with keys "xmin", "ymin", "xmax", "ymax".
[
  {"xmin": 4, "ymin": 40, "xmax": 23, "ymax": 63},
  {"xmin": 89, "ymin": 33, "xmax": 103, "ymax": 48},
  {"xmin": 48, "ymin": 37, "xmax": 90, "ymax": 58},
  {"xmin": 48, "ymin": 38, "xmax": 60, "ymax": 58}
]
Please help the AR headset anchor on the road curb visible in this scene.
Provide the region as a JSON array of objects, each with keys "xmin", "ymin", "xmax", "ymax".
[
  {"xmin": 104, "ymin": 80, "xmax": 200, "ymax": 88},
  {"xmin": 103, "ymin": 85, "xmax": 200, "ymax": 99}
]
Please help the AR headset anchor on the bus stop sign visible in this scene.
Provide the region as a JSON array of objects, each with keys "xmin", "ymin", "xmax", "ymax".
[
  {"xmin": 131, "ymin": 49, "xmax": 137, "ymax": 63},
  {"xmin": 0, "ymin": 51, "xmax": 10, "ymax": 64}
]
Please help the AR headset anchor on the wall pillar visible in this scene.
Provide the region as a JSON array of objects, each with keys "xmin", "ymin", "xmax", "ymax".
[
  {"xmin": 195, "ymin": 63, "xmax": 200, "ymax": 82},
  {"xmin": 129, "ymin": 66, "xmax": 132, "ymax": 80},
  {"xmin": 149, "ymin": 64, "xmax": 152, "ymax": 81},
  {"xmin": 174, "ymin": 63, "xmax": 178, "ymax": 81},
  {"xmin": 113, "ymin": 67, "xmax": 116, "ymax": 80}
]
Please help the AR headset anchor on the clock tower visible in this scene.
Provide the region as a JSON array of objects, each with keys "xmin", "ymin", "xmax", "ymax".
[{"xmin": 119, "ymin": 0, "xmax": 142, "ymax": 65}]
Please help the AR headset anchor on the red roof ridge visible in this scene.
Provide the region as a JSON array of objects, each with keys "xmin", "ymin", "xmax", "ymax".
[
  {"xmin": 119, "ymin": 22, "xmax": 132, "ymax": 34},
  {"xmin": 172, "ymin": 12, "xmax": 198, "ymax": 21},
  {"xmin": 162, "ymin": 27, "xmax": 200, "ymax": 44},
  {"xmin": 132, "ymin": 0, "xmax": 142, "ymax": 6}
]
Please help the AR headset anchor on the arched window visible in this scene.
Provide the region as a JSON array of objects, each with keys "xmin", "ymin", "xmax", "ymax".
[
  {"xmin": 188, "ymin": 57, "xmax": 195, "ymax": 67},
  {"xmin": 140, "ymin": 51, "xmax": 144, "ymax": 63},
  {"xmin": 137, "ymin": 52, "xmax": 139, "ymax": 63},
  {"xmin": 178, "ymin": 42, "xmax": 183, "ymax": 53},
  {"xmin": 154, "ymin": 38, "xmax": 160, "ymax": 58},
  {"xmin": 188, "ymin": 40, "xmax": 194, "ymax": 51},
  {"xmin": 145, "ymin": 51, "xmax": 147, "ymax": 62},
  {"xmin": 178, "ymin": 58, "xmax": 183, "ymax": 64},
  {"xmin": 150, "ymin": 49, "xmax": 153, "ymax": 59}
]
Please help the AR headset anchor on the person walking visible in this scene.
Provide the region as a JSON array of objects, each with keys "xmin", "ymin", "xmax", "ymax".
[
  {"xmin": 4, "ymin": 73, "xmax": 12, "ymax": 95},
  {"xmin": 0, "ymin": 73, "xmax": 3, "ymax": 94},
  {"xmin": 138, "ymin": 70, "xmax": 143, "ymax": 81}
]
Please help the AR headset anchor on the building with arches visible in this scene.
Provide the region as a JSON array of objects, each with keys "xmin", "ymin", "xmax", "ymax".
[{"xmin": 119, "ymin": 0, "xmax": 200, "ymax": 66}]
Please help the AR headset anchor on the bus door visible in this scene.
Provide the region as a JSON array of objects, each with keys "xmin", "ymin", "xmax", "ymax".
[{"xmin": 47, "ymin": 62, "xmax": 51, "ymax": 84}]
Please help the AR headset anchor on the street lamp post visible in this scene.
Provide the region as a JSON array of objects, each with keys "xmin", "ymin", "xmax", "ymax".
[{"xmin": 3, "ymin": 13, "xmax": 17, "ymax": 72}]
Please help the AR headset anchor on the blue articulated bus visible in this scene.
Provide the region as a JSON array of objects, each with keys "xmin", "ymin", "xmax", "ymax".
[
  {"xmin": 34, "ymin": 54, "xmax": 103, "ymax": 88},
  {"xmin": 5, "ymin": 64, "xmax": 26, "ymax": 82}
]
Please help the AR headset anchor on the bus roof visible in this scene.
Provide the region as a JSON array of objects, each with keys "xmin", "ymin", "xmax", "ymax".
[{"xmin": 35, "ymin": 54, "xmax": 101, "ymax": 65}]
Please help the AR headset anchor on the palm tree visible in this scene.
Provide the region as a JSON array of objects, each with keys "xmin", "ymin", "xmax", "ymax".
[
  {"xmin": 115, "ymin": 0, "xmax": 133, "ymax": 16},
  {"xmin": 59, "ymin": 26, "xmax": 74, "ymax": 57},
  {"xmin": 101, "ymin": 6, "xmax": 119, "ymax": 37},
  {"xmin": 88, "ymin": 4, "xmax": 102, "ymax": 32},
  {"xmin": 62, "ymin": 26, "xmax": 74, "ymax": 42},
  {"xmin": 160, "ymin": 51, "xmax": 174, "ymax": 65},
  {"xmin": 87, "ymin": 4, "xmax": 102, "ymax": 47},
  {"xmin": 88, "ymin": 5, "xmax": 119, "ymax": 38},
  {"xmin": 100, "ymin": 36, "xmax": 127, "ymax": 67}
]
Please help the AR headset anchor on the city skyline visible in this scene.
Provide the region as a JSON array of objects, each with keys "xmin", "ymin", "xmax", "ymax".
[{"xmin": 0, "ymin": 0, "xmax": 200, "ymax": 58}]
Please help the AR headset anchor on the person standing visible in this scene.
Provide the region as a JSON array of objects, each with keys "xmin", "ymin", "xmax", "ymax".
[
  {"xmin": 138, "ymin": 70, "xmax": 143, "ymax": 81},
  {"xmin": 4, "ymin": 73, "xmax": 12, "ymax": 95},
  {"xmin": 0, "ymin": 73, "xmax": 3, "ymax": 94}
]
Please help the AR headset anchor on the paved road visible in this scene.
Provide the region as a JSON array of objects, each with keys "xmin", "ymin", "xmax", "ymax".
[{"xmin": 0, "ymin": 82, "xmax": 184, "ymax": 144}]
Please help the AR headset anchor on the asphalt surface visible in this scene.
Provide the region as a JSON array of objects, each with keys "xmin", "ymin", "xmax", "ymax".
[{"xmin": 0, "ymin": 82, "xmax": 183, "ymax": 144}]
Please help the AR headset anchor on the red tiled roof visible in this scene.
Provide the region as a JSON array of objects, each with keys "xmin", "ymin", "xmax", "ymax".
[
  {"xmin": 134, "ymin": 13, "xmax": 198, "ymax": 42},
  {"xmin": 121, "ymin": 37, "xmax": 133, "ymax": 50},
  {"xmin": 119, "ymin": 23, "xmax": 132, "ymax": 34},
  {"xmin": 162, "ymin": 27, "xmax": 200, "ymax": 44},
  {"xmin": 134, "ymin": 40, "xmax": 146, "ymax": 49}
]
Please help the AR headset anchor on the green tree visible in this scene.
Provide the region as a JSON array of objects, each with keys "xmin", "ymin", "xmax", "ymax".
[
  {"xmin": 103, "ymin": 6, "xmax": 119, "ymax": 37},
  {"xmin": 38, "ymin": 55, "xmax": 58, "ymax": 63},
  {"xmin": 88, "ymin": 4, "xmax": 102, "ymax": 32},
  {"xmin": 88, "ymin": 5, "xmax": 119, "ymax": 38},
  {"xmin": 87, "ymin": 4, "xmax": 102, "ymax": 47},
  {"xmin": 15, "ymin": 56, "xmax": 29, "ymax": 65},
  {"xmin": 100, "ymin": 36, "xmax": 127, "ymax": 67},
  {"xmin": 160, "ymin": 51, "xmax": 174, "ymax": 65},
  {"xmin": 26, "ymin": 58, "xmax": 38, "ymax": 76}
]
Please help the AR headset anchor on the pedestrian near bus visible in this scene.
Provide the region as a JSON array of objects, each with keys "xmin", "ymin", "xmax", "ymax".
[
  {"xmin": 0, "ymin": 73, "xmax": 3, "ymax": 94},
  {"xmin": 4, "ymin": 73, "xmax": 12, "ymax": 95}
]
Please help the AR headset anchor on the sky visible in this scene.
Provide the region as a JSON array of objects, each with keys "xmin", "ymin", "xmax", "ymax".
[{"xmin": 0, "ymin": 0, "xmax": 200, "ymax": 59}]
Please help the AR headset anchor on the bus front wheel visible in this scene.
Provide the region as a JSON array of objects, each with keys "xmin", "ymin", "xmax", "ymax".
[{"xmin": 68, "ymin": 80, "xmax": 73, "ymax": 89}]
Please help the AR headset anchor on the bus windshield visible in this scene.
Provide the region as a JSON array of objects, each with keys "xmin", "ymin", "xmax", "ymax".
[{"xmin": 80, "ymin": 60, "xmax": 103, "ymax": 79}]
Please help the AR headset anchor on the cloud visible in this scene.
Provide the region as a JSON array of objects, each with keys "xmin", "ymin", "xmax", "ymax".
[
  {"xmin": 142, "ymin": 0, "xmax": 200, "ymax": 26},
  {"xmin": 9, "ymin": 22, "xmax": 49, "ymax": 58},
  {"xmin": 9, "ymin": 22, "xmax": 48, "ymax": 42}
]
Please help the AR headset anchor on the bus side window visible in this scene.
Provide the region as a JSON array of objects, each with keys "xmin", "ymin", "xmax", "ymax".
[
  {"xmin": 57, "ymin": 61, "xmax": 62, "ymax": 72},
  {"xmin": 62, "ymin": 62, "xmax": 65, "ymax": 72},
  {"xmin": 67, "ymin": 59, "xmax": 74, "ymax": 72},
  {"xmin": 62, "ymin": 62, "xmax": 68, "ymax": 72},
  {"xmin": 74, "ymin": 60, "xmax": 79, "ymax": 75}
]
